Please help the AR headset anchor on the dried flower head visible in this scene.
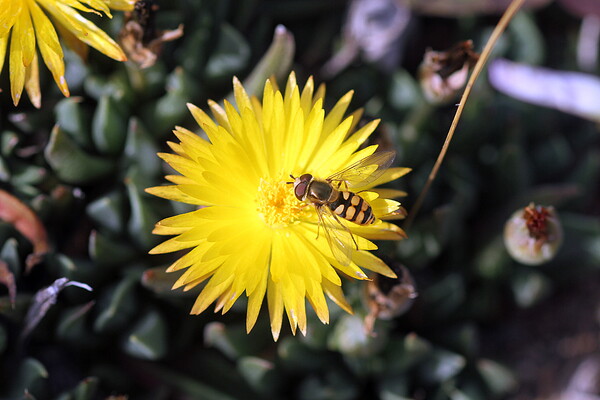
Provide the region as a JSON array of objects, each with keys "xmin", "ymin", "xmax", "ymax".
[
  {"xmin": 504, "ymin": 203, "xmax": 563, "ymax": 265},
  {"xmin": 364, "ymin": 262, "xmax": 416, "ymax": 335},
  {"xmin": 419, "ymin": 40, "xmax": 480, "ymax": 104},
  {"xmin": 118, "ymin": 0, "xmax": 184, "ymax": 68}
]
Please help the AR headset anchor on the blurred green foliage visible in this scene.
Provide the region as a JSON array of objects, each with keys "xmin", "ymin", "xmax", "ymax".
[{"xmin": 1, "ymin": 0, "xmax": 599, "ymax": 399}]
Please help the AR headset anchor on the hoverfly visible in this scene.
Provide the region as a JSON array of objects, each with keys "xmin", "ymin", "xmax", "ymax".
[{"xmin": 290, "ymin": 150, "xmax": 395, "ymax": 266}]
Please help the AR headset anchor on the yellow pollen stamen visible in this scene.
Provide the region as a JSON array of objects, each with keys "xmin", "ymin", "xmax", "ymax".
[{"xmin": 256, "ymin": 178, "xmax": 303, "ymax": 227}]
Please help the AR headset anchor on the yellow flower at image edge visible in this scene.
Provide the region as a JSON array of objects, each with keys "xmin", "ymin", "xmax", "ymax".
[
  {"xmin": 147, "ymin": 73, "xmax": 411, "ymax": 340},
  {"xmin": 0, "ymin": 0, "xmax": 134, "ymax": 107}
]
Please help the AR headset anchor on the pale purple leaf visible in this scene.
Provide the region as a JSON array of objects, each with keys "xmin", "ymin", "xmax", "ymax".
[
  {"xmin": 489, "ymin": 59, "xmax": 600, "ymax": 122},
  {"xmin": 22, "ymin": 278, "xmax": 92, "ymax": 339}
]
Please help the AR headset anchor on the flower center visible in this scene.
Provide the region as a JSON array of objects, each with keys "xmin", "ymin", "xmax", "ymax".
[{"xmin": 256, "ymin": 178, "xmax": 304, "ymax": 227}]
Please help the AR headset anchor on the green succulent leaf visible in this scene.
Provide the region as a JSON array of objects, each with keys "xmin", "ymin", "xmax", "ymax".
[
  {"xmin": 205, "ymin": 23, "xmax": 250, "ymax": 80},
  {"xmin": 44, "ymin": 125, "xmax": 114, "ymax": 184},
  {"xmin": 122, "ymin": 310, "xmax": 168, "ymax": 360},
  {"xmin": 92, "ymin": 95, "xmax": 128, "ymax": 156}
]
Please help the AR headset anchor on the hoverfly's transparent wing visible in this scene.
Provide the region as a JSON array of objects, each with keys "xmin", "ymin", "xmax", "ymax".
[
  {"xmin": 315, "ymin": 206, "xmax": 356, "ymax": 267},
  {"xmin": 327, "ymin": 151, "xmax": 395, "ymax": 190}
]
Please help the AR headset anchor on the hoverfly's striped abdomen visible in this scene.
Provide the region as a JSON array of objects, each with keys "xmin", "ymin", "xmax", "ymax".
[{"xmin": 329, "ymin": 191, "xmax": 375, "ymax": 225}]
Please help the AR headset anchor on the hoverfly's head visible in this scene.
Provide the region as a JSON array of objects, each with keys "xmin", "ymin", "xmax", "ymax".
[{"xmin": 288, "ymin": 174, "xmax": 313, "ymax": 201}]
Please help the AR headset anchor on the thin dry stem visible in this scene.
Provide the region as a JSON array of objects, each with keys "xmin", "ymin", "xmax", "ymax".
[{"xmin": 404, "ymin": 0, "xmax": 526, "ymax": 230}]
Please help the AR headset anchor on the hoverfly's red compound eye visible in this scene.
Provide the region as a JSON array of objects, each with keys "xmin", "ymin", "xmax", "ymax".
[
  {"xmin": 294, "ymin": 182, "xmax": 307, "ymax": 200},
  {"xmin": 293, "ymin": 174, "xmax": 313, "ymax": 200}
]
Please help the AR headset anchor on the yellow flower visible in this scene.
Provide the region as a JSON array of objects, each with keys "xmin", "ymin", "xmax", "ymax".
[
  {"xmin": 147, "ymin": 72, "xmax": 410, "ymax": 340},
  {"xmin": 0, "ymin": 0, "xmax": 134, "ymax": 107}
]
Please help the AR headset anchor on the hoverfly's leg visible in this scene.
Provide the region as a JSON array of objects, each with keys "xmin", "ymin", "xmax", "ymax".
[
  {"xmin": 349, "ymin": 230, "xmax": 359, "ymax": 250},
  {"xmin": 315, "ymin": 206, "xmax": 323, "ymax": 240}
]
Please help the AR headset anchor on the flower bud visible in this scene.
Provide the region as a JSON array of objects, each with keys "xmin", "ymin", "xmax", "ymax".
[{"xmin": 504, "ymin": 203, "xmax": 563, "ymax": 265}]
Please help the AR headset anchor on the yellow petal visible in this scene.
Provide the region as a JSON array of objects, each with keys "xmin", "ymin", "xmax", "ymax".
[
  {"xmin": 283, "ymin": 97, "xmax": 305, "ymax": 172},
  {"xmin": 39, "ymin": 0, "xmax": 126, "ymax": 61},
  {"xmin": 246, "ymin": 267, "xmax": 268, "ymax": 332},
  {"xmin": 331, "ymin": 256, "xmax": 369, "ymax": 281},
  {"xmin": 371, "ymin": 198, "xmax": 406, "ymax": 218},
  {"xmin": 352, "ymin": 251, "xmax": 397, "ymax": 278},
  {"xmin": 281, "ymin": 276, "xmax": 299, "ymax": 335},
  {"xmin": 306, "ymin": 278, "xmax": 329, "ymax": 324},
  {"xmin": 267, "ymin": 277, "xmax": 284, "ymax": 341},
  {"xmin": 166, "ymin": 245, "xmax": 209, "ymax": 272},
  {"xmin": 245, "ymin": 232, "xmax": 272, "ymax": 295},
  {"xmin": 9, "ymin": 21, "xmax": 26, "ymax": 105},
  {"xmin": 145, "ymin": 185, "xmax": 208, "ymax": 205},
  {"xmin": 187, "ymin": 103, "xmax": 218, "ymax": 135},
  {"xmin": 190, "ymin": 269, "xmax": 234, "ymax": 314},
  {"xmin": 314, "ymin": 82, "xmax": 326, "ymax": 105},
  {"xmin": 350, "ymin": 221, "xmax": 408, "ymax": 241},
  {"xmin": 173, "ymin": 127, "xmax": 212, "ymax": 160},
  {"xmin": 165, "ymin": 174, "xmax": 196, "ymax": 185},
  {"xmin": 233, "ymin": 76, "xmax": 252, "ymax": 112},
  {"xmin": 157, "ymin": 153, "xmax": 205, "ymax": 182},
  {"xmin": 103, "ymin": 0, "xmax": 135, "ymax": 11},
  {"xmin": 284, "ymin": 70, "xmax": 298, "ymax": 102},
  {"xmin": 295, "ymin": 99, "xmax": 324, "ymax": 172},
  {"xmin": 330, "ymin": 119, "xmax": 380, "ymax": 170},
  {"xmin": 299, "ymin": 75, "xmax": 315, "ymax": 115},
  {"xmin": 24, "ymin": 50, "xmax": 41, "ymax": 108},
  {"xmin": 0, "ymin": 34, "xmax": 9, "ymax": 77},
  {"xmin": 53, "ymin": 18, "xmax": 88, "ymax": 61},
  {"xmin": 309, "ymin": 115, "xmax": 354, "ymax": 175},
  {"xmin": 58, "ymin": 0, "xmax": 109, "ymax": 17},
  {"xmin": 28, "ymin": 0, "xmax": 69, "ymax": 96},
  {"xmin": 149, "ymin": 235, "xmax": 200, "ymax": 254},
  {"xmin": 0, "ymin": 0, "xmax": 21, "ymax": 37},
  {"xmin": 16, "ymin": 4, "xmax": 35, "ymax": 67},
  {"xmin": 207, "ymin": 99, "xmax": 232, "ymax": 132},
  {"xmin": 322, "ymin": 90, "xmax": 353, "ymax": 137},
  {"xmin": 348, "ymin": 108, "xmax": 364, "ymax": 133},
  {"xmin": 371, "ymin": 188, "xmax": 408, "ymax": 199},
  {"xmin": 216, "ymin": 282, "xmax": 244, "ymax": 314},
  {"xmin": 356, "ymin": 167, "xmax": 412, "ymax": 190},
  {"xmin": 264, "ymin": 90, "xmax": 286, "ymax": 173},
  {"xmin": 172, "ymin": 255, "xmax": 225, "ymax": 290},
  {"xmin": 322, "ymin": 278, "xmax": 353, "ymax": 315},
  {"xmin": 236, "ymin": 105, "xmax": 269, "ymax": 176}
]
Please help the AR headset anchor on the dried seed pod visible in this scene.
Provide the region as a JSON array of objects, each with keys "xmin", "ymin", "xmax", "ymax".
[
  {"xmin": 504, "ymin": 203, "xmax": 563, "ymax": 265},
  {"xmin": 364, "ymin": 262, "xmax": 417, "ymax": 335},
  {"xmin": 119, "ymin": 0, "xmax": 184, "ymax": 69},
  {"xmin": 418, "ymin": 40, "xmax": 480, "ymax": 104}
]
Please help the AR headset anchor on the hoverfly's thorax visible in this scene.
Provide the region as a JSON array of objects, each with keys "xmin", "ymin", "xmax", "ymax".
[{"xmin": 307, "ymin": 180, "xmax": 337, "ymax": 204}]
